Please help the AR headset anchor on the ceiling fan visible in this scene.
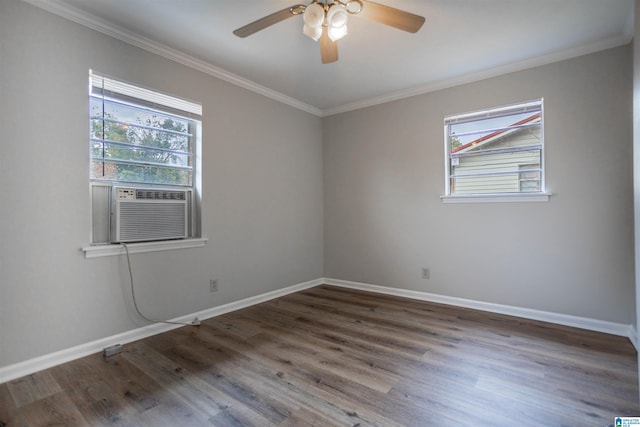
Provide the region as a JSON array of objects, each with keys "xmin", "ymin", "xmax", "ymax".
[{"xmin": 233, "ymin": 0, "xmax": 425, "ymax": 64}]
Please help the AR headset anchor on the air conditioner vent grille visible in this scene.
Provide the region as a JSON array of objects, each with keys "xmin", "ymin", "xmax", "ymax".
[
  {"xmin": 136, "ymin": 190, "xmax": 186, "ymax": 200},
  {"xmin": 112, "ymin": 186, "xmax": 190, "ymax": 243},
  {"xmin": 118, "ymin": 203, "xmax": 186, "ymax": 241}
]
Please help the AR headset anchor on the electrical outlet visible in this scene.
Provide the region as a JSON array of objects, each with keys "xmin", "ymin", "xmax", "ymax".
[
  {"xmin": 422, "ymin": 268, "xmax": 430, "ymax": 279},
  {"xmin": 209, "ymin": 279, "xmax": 218, "ymax": 292}
]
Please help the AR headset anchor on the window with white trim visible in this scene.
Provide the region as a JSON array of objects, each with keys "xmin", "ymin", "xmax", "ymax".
[
  {"xmin": 90, "ymin": 72, "xmax": 201, "ymax": 186},
  {"xmin": 444, "ymin": 99, "xmax": 545, "ymax": 198},
  {"xmin": 88, "ymin": 71, "xmax": 202, "ymax": 244}
]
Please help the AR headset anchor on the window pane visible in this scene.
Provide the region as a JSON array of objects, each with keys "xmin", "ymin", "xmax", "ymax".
[
  {"xmin": 450, "ymin": 113, "xmax": 541, "ymax": 155},
  {"xmin": 453, "ymin": 173, "xmax": 523, "ymax": 194},
  {"xmin": 445, "ymin": 100, "xmax": 544, "ymax": 196},
  {"xmin": 519, "ymin": 166, "xmax": 540, "ymax": 192},
  {"xmin": 452, "ymin": 148, "xmax": 540, "ymax": 173},
  {"xmin": 90, "ymin": 91, "xmax": 197, "ymax": 186},
  {"xmin": 92, "ymin": 142, "xmax": 191, "ymax": 167},
  {"xmin": 520, "ymin": 176, "xmax": 541, "ymax": 192},
  {"xmin": 90, "ymin": 97, "xmax": 103, "ymax": 119},
  {"xmin": 90, "ymin": 161, "xmax": 192, "ymax": 186},
  {"xmin": 452, "ymin": 170, "xmax": 540, "ymax": 194}
]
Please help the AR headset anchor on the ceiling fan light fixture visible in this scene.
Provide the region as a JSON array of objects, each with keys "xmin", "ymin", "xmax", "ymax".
[
  {"xmin": 327, "ymin": 4, "xmax": 348, "ymax": 27},
  {"xmin": 302, "ymin": 2, "xmax": 324, "ymax": 41},
  {"xmin": 303, "ymin": 3, "xmax": 324, "ymax": 27},
  {"xmin": 303, "ymin": 23, "xmax": 322, "ymax": 41},
  {"xmin": 326, "ymin": 4, "xmax": 348, "ymax": 41},
  {"xmin": 327, "ymin": 24, "xmax": 348, "ymax": 41}
]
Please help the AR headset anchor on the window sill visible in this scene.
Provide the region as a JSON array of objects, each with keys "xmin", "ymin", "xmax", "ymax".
[
  {"xmin": 441, "ymin": 193, "xmax": 551, "ymax": 204},
  {"xmin": 82, "ymin": 238, "xmax": 208, "ymax": 259}
]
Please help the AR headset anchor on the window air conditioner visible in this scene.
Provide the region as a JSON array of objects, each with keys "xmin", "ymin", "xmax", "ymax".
[{"xmin": 111, "ymin": 186, "xmax": 189, "ymax": 243}]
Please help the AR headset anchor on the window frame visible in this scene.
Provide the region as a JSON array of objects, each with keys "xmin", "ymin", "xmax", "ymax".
[
  {"xmin": 86, "ymin": 71, "xmax": 204, "ymax": 249},
  {"xmin": 442, "ymin": 99, "xmax": 550, "ymax": 203}
]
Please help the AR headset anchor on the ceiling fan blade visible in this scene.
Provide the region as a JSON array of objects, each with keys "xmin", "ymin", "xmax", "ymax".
[
  {"xmin": 233, "ymin": 5, "xmax": 304, "ymax": 38},
  {"xmin": 359, "ymin": 1, "xmax": 425, "ymax": 33},
  {"xmin": 320, "ymin": 28, "xmax": 338, "ymax": 64}
]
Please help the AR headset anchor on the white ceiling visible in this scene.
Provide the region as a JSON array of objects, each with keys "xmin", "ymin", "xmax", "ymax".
[{"xmin": 29, "ymin": 0, "xmax": 634, "ymax": 116}]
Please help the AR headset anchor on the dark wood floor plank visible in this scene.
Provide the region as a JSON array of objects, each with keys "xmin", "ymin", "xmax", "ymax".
[
  {"xmin": 245, "ymin": 327, "xmax": 400, "ymax": 394},
  {"xmin": 279, "ymin": 407, "xmax": 352, "ymax": 427},
  {"xmin": 243, "ymin": 300, "xmax": 441, "ymax": 360},
  {"xmin": 196, "ymin": 324, "xmax": 463, "ymax": 425},
  {"xmin": 158, "ymin": 341, "xmax": 294, "ymax": 425},
  {"xmin": 5, "ymin": 371, "xmax": 62, "ymax": 408},
  {"xmin": 239, "ymin": 299, "xmax": 483, "ymax": 392},
  {"xmin": 141, "ymin": 325, "xmax": 198, "ymax": 354},
  {"xmin": 50, "ymin": 351, "xmax": 166, "ymax": 426},
  {"xmin": 264, "ymin": 296, "xmax": 454, "ymax": 354},
  {"xmin": 1, "ymin": 284, "xmax": 637, "ymax": 426},
  {"xmin": 0, "ymin": 383, "xmax": 17, "ymax": 426},
  {"xmin": 204, "ymin": 315, "xmax": 265, "ymax": 340},
  {"xmin": 192, "ymin": 323, "xmax": 404, "ymax": 427},
  {"xmin": 5, "ymin": 390, "xmax": 90, "ymax": 426},
  {"xmin": 183, "ymin": 321, "xmax": 404, "ymax": 426},
  {"xmin": 121, "ymin": 341, "xmax": 239, "ymax": 424}
]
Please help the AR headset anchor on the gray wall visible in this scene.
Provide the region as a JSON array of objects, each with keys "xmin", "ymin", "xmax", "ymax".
[
  {"xmin": 0, "ymin": 0, "xmax": 323, "ymax": 367},
  {"xmin": 323, "ymin": 45, "xmax": 635, "ymax": 325}
]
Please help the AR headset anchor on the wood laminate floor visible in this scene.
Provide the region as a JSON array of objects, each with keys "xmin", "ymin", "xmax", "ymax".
[{"xmin": 1, "ymin": 285, "xmax": 638, "ymax": 426}]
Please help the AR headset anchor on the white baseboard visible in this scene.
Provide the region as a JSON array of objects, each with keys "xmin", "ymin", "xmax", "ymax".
[
  {"xmin": 0, "ymin": 278, "xmax": 322, "ymax": 384},
  {"xmin": 1, "ymin": 276, "xmax": 635, "ymax": 384},
  {"xmin": 324, "ymin": 278, "xmax": 638, "ymax": 349}
]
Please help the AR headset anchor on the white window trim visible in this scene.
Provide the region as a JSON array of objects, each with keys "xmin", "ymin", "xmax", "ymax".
[
  {"xmin": 81, "ymin": 237, "xmax": 208, "ymax": 259},
  {"xmin": 441, "ymin": 193, "xmax": 551, "ymax": 204}
]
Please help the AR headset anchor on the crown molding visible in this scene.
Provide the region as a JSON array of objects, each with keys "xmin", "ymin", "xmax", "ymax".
[
  {"xmin": 22, "ymin": 0, "xmax": 633, "ymax": 119},
  {"xmin": 22, "ymin": 0, "xmax": 323, "ymax": 117},
  {"xmin": 320, "ymin": 34, "xmax": 632, "ymax": 117}
]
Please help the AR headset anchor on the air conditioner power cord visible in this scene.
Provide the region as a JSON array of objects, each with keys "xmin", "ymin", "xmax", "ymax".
[{"xmin": 121, "ymin": 243, "xmax": 200, "ymax": 327}]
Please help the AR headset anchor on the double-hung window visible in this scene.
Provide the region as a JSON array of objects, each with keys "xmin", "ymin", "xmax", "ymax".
[
  {"xmin": 444, "ymin": 99, "xmax": 547, "ymax": 201},
  {"xmin": 90, "ymin": 72, "xmax": 201, "ymax": 186},
  {"xmin": 88, "ymin": 71, "xmax": 202, "ymax": 246}
]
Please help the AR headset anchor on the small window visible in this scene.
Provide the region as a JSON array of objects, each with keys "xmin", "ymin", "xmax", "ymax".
[
  {"xmin": 88, "ymin": 72, "xmax": 202, "ymax": 244},
  {"xmin": 444, "ymin": 99, "xmax": 545, "ymax": 199},
  {"xmin": 89, "ymin": 72, "xmax": 201, "ymax": 187}
]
